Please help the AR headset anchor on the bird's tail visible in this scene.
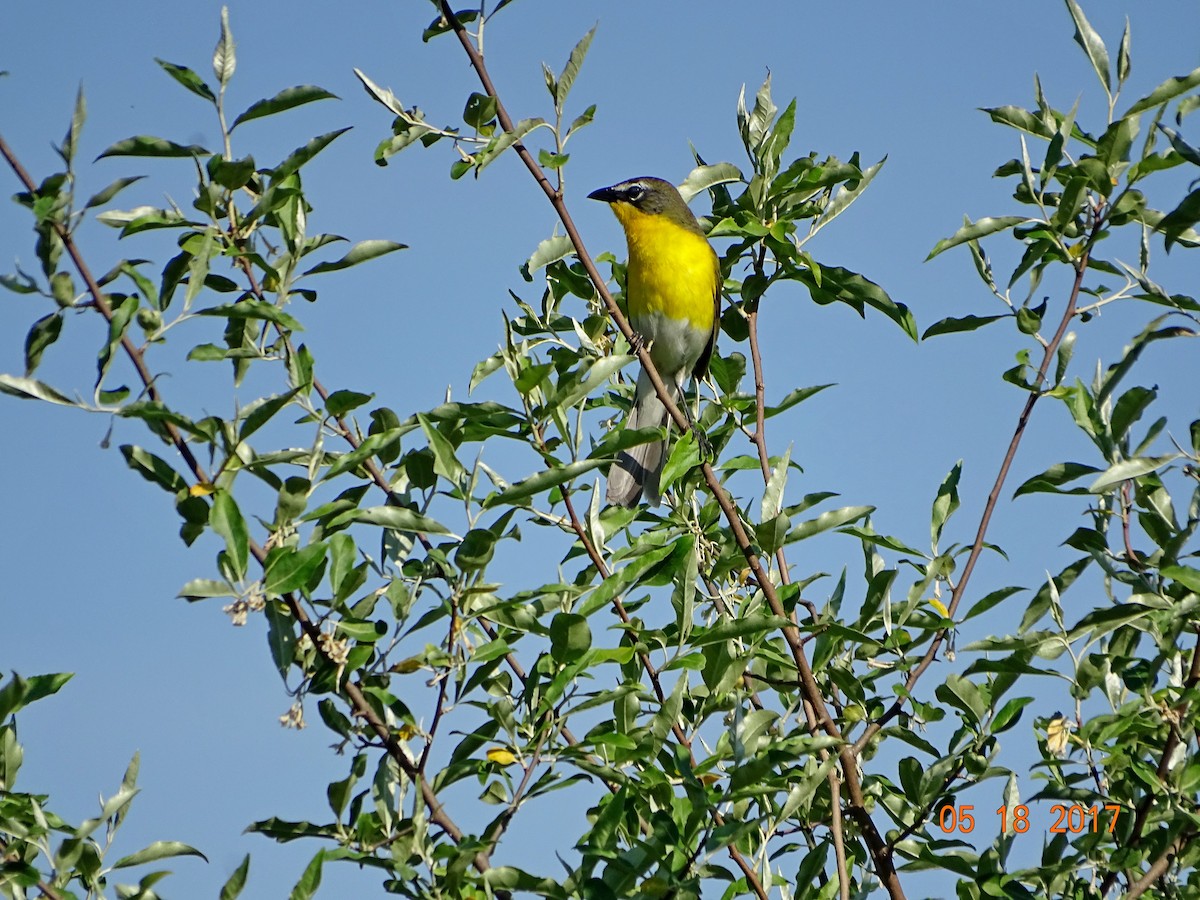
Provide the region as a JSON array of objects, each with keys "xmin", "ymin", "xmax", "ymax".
[{"xmin": 607, "ymin": 369, "xmax": 678, "ymax": 507}]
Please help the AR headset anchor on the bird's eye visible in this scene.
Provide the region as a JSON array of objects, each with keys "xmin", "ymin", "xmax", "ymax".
[{"xmin": 626, "ymin": 184, "xmax": 646, "ymax": 203}]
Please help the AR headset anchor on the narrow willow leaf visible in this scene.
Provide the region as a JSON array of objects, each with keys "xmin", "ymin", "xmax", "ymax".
[
  {"xmin": 1117, "ymin": 18, "xmax": 1131, "ymax": 86},
  {"xmin": 787, "ymin": 505, "xmax": 873, "ymax": 543},
  {"xmin": 113, "ymin": 841, "xmax": 207, "ymax": 869},
  {"xmin": 484, "ymin": 459, "xmax": 607, "ymax": 508},
  {"xmin": 677, "ymin": 162, "xmax": 743, "ymax": 204},
  {"xmin": 210, "ymin": 490, "xmax": 250, "ymax": 580},
  {"xmin": 927, "ymin": 216, "xmax": 1028, "ymax": 260},
  {"xmin": 1089, "ymin": 455, "xmax": 1180, "ymax": 492},
  {"xmin": 220, "ymin": 855, "xmax": 251, "ymax": 900},
  {"xmin": 329, "ymin": 505, "xmax": 453, "ymax": 536},
  {"xmin": 1064, "ymin": 0, "xmax": 1111, "ymax": 92},
  {"xmin": 268, "ymin": 128, "xmax": 351, "ymax": 179},
  {"xmin": 522, "ymin": 234, "xmax": 575, "ymax": 277},
  {"xmin": 352, "ymin": 68, "xmax": 406, "ymax": 117},
  {"xmin": 24, "ymin": 312, "xmax": 63, "ymax": 375},
  {"xmin": 212, "ymin": 6, "xmax": 236, "ymax": 87},
  {"xmin": 83, "ymin": 176, "xmax": 146, "ymax": 211},
  {"xmin": 1013, "ymin": 461, "xmax": 1101, "ymax": 497},
  {"xmin": 97, "ymin": 136, "xmax": 208, "ymax": 159},
  {"xmin": 302, "ymin": 240, "xmax": 406, "ymax": 276},
  {"xmin": 154, "ymin": 59, "xmax": 216, "ymax": 103},
  {"xmin": 61, "ymin": 84, "xmax": 86, "ymax": 164},
  {"xmin": 556, "ymin": 24, "xmax": 597, "ymax": 110},
  {"xmin": 476, "ymin": 118, "xmax": 548, "ymax": 173},
  {"xmin": 922, "ymin": 314, "xmax": 1007, "ymax": 339},
  {"xmin": 232, "ymin": 85, "xmax": 338, "ymax": 130},
  {"xmin": 761, "ymin": 445, "xmax": 792, "ymax": 522},
  {"xmin": 814, "ymin": 155, "xmax": 886, "ymax": 233},
  {"xmin": 121, "ymin": 445, "xmax": 188, "ymax": 494},
  {"xmin": 264, "ymin": 542, "xmax": 327, "ymax": 595},
  {"xmin": 931, "ymin": 461, "xmax": 962, "ymax": 546},
  {"xmin": 1123, "ymin": 66, "xmax": 1200, "ymax": 117}
]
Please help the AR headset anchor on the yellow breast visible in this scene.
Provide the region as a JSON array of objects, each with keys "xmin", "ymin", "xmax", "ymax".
[{"xmin": 614, "ymin": 204, "xmax": 719, "ymax": 334}]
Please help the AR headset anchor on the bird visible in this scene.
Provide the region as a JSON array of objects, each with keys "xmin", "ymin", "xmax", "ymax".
[{"xmin": 588, "ymin": 176, "xmax": 721, "ymax": 507}]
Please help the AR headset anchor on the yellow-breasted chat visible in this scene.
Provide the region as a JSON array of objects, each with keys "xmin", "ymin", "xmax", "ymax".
[{"xmin": 588, "ymin": 176, "xmax": 720, "ymax": 507}]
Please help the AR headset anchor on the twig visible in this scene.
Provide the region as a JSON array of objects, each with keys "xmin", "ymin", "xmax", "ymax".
[
  {"xmin": 855, "ymin": 243, "xmax": 1092, "ymax": 753},
  {"xmin": 0, "ymin": 131, "xmax": 489, "ymax": 872},
  {"xmin": 433, "ymin": 5, "xmax": 899, "ymax": 895}
]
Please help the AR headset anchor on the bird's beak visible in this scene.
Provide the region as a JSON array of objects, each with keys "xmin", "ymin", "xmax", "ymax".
[{"xmin": 587, "ymin": 184, "xmax": 623, "ymax": 203}]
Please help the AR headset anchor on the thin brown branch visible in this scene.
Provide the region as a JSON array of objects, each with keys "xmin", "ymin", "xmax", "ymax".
[
  {"xmin": 1100, "ymin": 629, "xmax": 1200, "ymax": 894},
  {"xmin": 856, "ymin": 244, "xmax": 1092, "ymax": 755},
  {"xmin": 0, "ymin": 133, "xmax": 489, "ymax": 874},
  {"xmin": 1125, "ymin": 832, "xmax": 1189, "ymax": 899},
  {"xmin": 434, "ymin": 6, "xmax": 898, "ymax": 895},
  {"xmin": 0, "ymin": 132, "xmax": 209, "ymax": 486}
]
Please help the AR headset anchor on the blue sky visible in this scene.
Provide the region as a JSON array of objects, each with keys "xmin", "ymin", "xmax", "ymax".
[{"xmin": 3, "ymin": 2, "xmax": 1200, "ymax": 896}]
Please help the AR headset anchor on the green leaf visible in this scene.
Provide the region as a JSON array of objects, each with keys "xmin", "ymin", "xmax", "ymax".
[
  {"xmin": 463, "ymin": 92, "xmax": 498, "ymax": 129},
  {"xmin": 84, "ymin": 175, "xmax": 146, "ymax": 210},
  {"xmin": 484, "ymin": 459, "xmax": 607, "ymax": 508},
  {"xmin": 476, "ymin": 117, "xmax": 547, "ymax": 173},
  {"xmin": 264, "ymin": 601, "xmax": 297, "ymax": 679},
  {"xmin": 0, "ymin": 374, "xmax": 77, "ymax": 406},
  {"xmin": 153, "ymin": 58, "xmax": 216, "ymax": 103},
  {"xmin": 677, "ymin": 162, "xmax": 743, "ymax": 204},
  {"xmin": 324, "ymin": 390, "xmax": 373, "ymax": 418},
  {"xmin": 121, "ymin": 445, "xmax": 188, "ymax": 494},
  {"xmin": 289, "ymin": 849, "xmax": 324, "ymax": 900},
  {"xmin": 113, "ymin": 841, "xmax": 207, "ymax": 869},
  {"xmin": 213, "ymin": 6, "xmax": 236, "ymax": 87},
  {"xmin": 211, "ymin": 490, "xmax": 250, "ymax": 580},
  {"xmin": 549, "ymin": 612, "xmax": 591, "ymax": 664},
  {"xmin": 1014, "ymin": 461, "xmax": 1101, "ymax": 497},
  {"xmin": 264, "ymin": 542, "xmax": 328, "ymax": 595},
  {"xmin": 97, "ymin": 136, "xmax": 208, "ymax": 159},
  {"xmin": 327, "ymin": 505, "xmax": 453, "ymax": 536},
  {"xmin": 232, "ymin": 85, "xmax": 338, "ymax": 129},
  {"xmin": 927, "ymin": 216, "xmax": 1028, "ymax": 260},
  {"xmin": 60, "ymin": 83, "xmax": 86, "ymax": 165},
  {"xmin": 1162, "ymin": 565, "xmax": 1200, "ymax": 594},
  {"xmin": 788, "ymin": 505, "xmax": 873, "ymax": 542},
  {"xmin": 800, "ymin": 265, "xmax": 917, "ymax": 340},
  {"xmin": 761, "ymin": 445, "xmax": 792, "ymax": 522},
  {"xmin": 177, "ymin": 579, "xmax": 235, "ymax": 600},
  {"xmin": 422, "ymin": 8, "xmax": 477, "ymax": 42},
  {"xmin": 1123, "ymin": 66, "xmax": 1200, "ymax": 117},
  {"xmin": 24, "ymin": 312, "xmax": 63, "ymax": 375},
  {"xmin": 1117, "ymin": 18, "xmax": 1131, "ymax": 86},
  {"xmin": 0, "ymin": 672, "xmax": 73, "ymax": 721},
  {"xmin": 1089, "ymin": 455, "xmax": 1180, "ymax": 492},
  {"xmin": 302, "ymin": 240, "xmax": 406, "ymax": 276},
  {"xmin": 981, "ymin": 105, "xmax": 1056, "ymax": 140},
  {"xmin": 219, "ymin": 855, "xmax": 251, "ymax": 900},
  {"xmin": 1064, "ymin": 0, "xmax": 1111, "ymax": 92},
  {"xmin": 963, "ymin": 586, "xmax": 1025, "ymax": 621},
  {"xmin": 992, "ymin": 696, "xmax": 1034, "ymax": 733},
  {"xmin": 268, "ymin": 128, "xmax": 351, "ymax": 179},
  {"xmin": 931, "ymin": 461, "xmax": 962, "ymax": 546},
  {"xmin": 556, "ymin": 25, "xmax": 596, "ymax": 110},
  {"xmin": 922, "ymin": 313, "xmax": 1007, "ymax": 339},
  {"xmin": 198, "ymin": 299, "xmax": 303, "ymax": 332},
  {"xmin": 455, "ymin": 528, "xmax": 497, "ymax": 571},
  {"xmin": 763, "ymin": 384, "xmax": 832, "ymax": 418},
  {"xmin": 522, "ymin": 234, "xmax": 575, "ymax": 278}
]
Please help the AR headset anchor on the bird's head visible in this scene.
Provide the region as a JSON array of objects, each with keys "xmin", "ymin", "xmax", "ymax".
[{"xmin": 587, "ymin": 176, "xmax": 703, "ymax": 233}]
